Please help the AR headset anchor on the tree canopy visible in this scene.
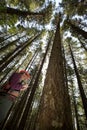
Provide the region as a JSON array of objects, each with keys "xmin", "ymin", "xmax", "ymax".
[{"xmin": 0, "ymin": 0, "xmax": 87, "ymax": 130}]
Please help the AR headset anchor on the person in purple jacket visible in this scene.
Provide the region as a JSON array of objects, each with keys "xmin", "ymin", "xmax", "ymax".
[
  {"xmin": 7, "ymin": 70, "xmax": 30, "ymax": 97},
  {"xmin": 0, "ymin": 70, "xmax": 30, "ymax": 125}
]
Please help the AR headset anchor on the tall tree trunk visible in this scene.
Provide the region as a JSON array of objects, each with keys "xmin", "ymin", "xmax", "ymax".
[
  {"xmin": 2, "ymin": 35, "xmax": 52, "ymax": 130},
  {"xmin": 1, "ymin": 7, "xmax": 44, "ymax": 17},
  {"xmin": 62, "ymin": 47, "xmax": 73, "ymax": 130},
  {"xmin": 0, "ymin": 33, "xmax": 8, "ymax": 41},
  {"xmin": 17, "ymin": 35, "xmax": 53, "ymax": 130},
  {"xmin": 1, "ymin": 64, "xmax": 38, "ymax": 130},
  {"xmin": 0, "ymin": 34, "xmax": 26, "ymax": 51},
  {"xmin": 78, "ymin": 37, "xmax": 87, "ymax": 51},
  {"xmin": 0, "ymin": 51, "xmax": 34, "ymax": 87},
  {"xmin": 67, "ymin": 20, "xmax": 87, "ymax": 39},
  {"xmin": 69, "ymin": 43, "xmax": 87, "ymax": 121},
  {"xmin": 0, "ymin": 33, "xmax": 18, "ymax": 44},
  {"xmin": 26, "ymin": 49, "xmax": 39, "ymax": 71},
  {"xmin": 0, "ymin": 33, "xmax": 40, "ymax": 71},
  {"xmin": 73, "ymin": 89, "xmax": 80, "ymax": 130},
  {"xmin": 71, "ymin": 80, "xmax": 80, "ymax": 130},
  {"xmin": 36, "ymin": 19, "xmax": 73, "ymax": 130}
]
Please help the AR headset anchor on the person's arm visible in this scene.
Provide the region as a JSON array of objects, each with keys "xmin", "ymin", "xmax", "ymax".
[{"xmin": 20, "ymin": 84, "xmax": 29, "ymax": 91}]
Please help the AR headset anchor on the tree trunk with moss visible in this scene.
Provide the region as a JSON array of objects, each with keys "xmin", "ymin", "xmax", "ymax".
[{"xmin": 36, "ymin": 19, "xmax": 73, "ymax": 130}]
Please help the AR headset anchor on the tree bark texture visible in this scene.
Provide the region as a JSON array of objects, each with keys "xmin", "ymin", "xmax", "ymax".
[
  {"xmin": 62, "ymin": 48, "xmax": 73, "ymax": 130},
  {"xmin": 36, "ymin": 20, "xmax": 73, "ymax": 130}
]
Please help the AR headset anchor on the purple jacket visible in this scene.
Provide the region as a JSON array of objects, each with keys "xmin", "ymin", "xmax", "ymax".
[{"xmin": 9, "ymin": 73, "xmax": 22, "ymax": 91}]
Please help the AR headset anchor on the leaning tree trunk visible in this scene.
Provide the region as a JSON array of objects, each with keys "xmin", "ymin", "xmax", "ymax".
[
  {"xmin": 1, "ymin": 35, "xmax": 53, "ymax": 130},
  {"xmin": 17, "ymin": 35, "xmax": 53, "ymax": 130},
  {"xmin": 62, "ymin": 47, "xmax": 73, "ymax": 130},
  {"xmin": 0, "ymin": 33, "xmax": 40, "ymax": 71},
  {"xmin": 26, "ymin": 48, "xmax": 39, "ymax": 71},
  {"xmin": 69, "ymin": 43, "xmax": 87, "ymax": 121},
  {"xmin": 0, "ymin": 32, "xmax": 18, "ymax": 44},
  {"xmin": 0, "ymin": 50, "xmax": 36, "ymax": 87},
  {"xmin": 0, "ymin": 34, "xmax": 26, "ymax": 51},
  {"xmin": 67, "ymin": 20, "xmax": 87, "ymax": 39},
  {"xmin": 1, "ymin": 7, "xmax": 44, "ymax": 17},
  {"xmin": 78, "ymin": 37, "xmax": 87, "ymax": 51},
  {"xmin": 71, "ymin": 79, "xmax": 80, "ymax": 130},
  {"xmin": 36, "ymin": 18, "xmax": 73, "ymax": 130}
]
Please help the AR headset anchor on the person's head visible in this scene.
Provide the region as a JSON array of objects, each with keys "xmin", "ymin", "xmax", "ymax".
[{"xmin": 19, "ymin": 70, "xmax": 30, "ymax": 79}]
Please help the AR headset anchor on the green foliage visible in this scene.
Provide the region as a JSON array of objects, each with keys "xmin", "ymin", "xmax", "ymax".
[
  {"xmin": 43, "ymin": 2, "xmax": 53, "ymax": 25},
  {"xmin": 0, "ymin": 0, "xmax": 87, "ymax": 129},
  {"xmin": 6, "ymin": 0, "xmax": 45, "ymax": 11},
  {"xmin": 61, "ymin": 0, "xmax": 87, "ymax": 16},
  {"xmin": 63, "ymin": 35, "xmax": 87, "ymax": 129}
]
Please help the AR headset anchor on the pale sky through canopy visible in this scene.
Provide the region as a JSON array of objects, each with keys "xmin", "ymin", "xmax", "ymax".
[{"xmin": 55, "ymin": 0, "xmax": 62, "ymax": 6}]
